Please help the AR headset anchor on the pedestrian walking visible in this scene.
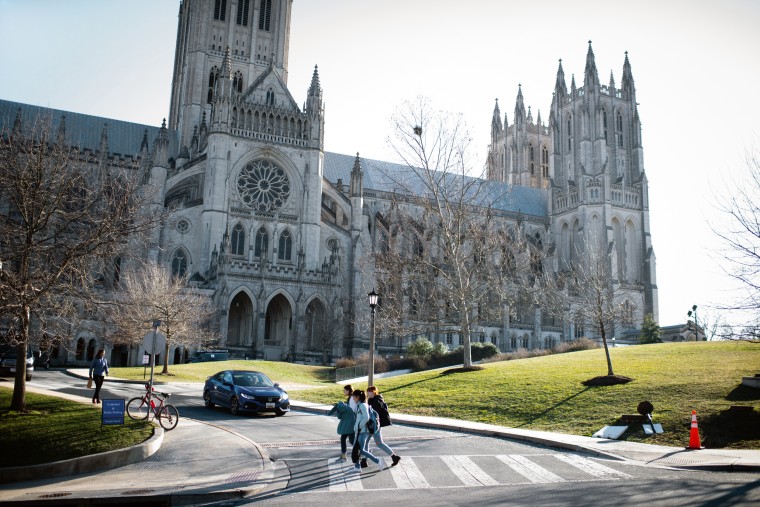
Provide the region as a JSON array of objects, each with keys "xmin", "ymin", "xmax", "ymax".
[
  {"xmin": 367, "ymin": 386, "xmax": 401, "ymax": 466},
  {"xmin": 352, "ymin": 389, "xmax": 383, "ymax": 470},
  {"xmin": 88, "ymin": 349, "xmax": 109, "ymax": 404},
  {"xmin": 327, "ymin": 384, "xmax": 357, "ymax": 462}
]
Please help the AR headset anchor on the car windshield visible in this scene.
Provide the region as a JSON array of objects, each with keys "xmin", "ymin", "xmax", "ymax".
[{"xmin": 233, "ymin": 372, "xmax": 274, "ymax": 387}]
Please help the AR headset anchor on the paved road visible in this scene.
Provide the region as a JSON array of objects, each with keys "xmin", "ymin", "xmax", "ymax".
[{"xmin": 26, "ymin": 371, "xmax": 760, "ymax": 506}]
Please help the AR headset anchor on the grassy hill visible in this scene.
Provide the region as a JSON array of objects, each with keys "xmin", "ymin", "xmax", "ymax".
[
  {"xmin": 109, "ymin": 360, "xmax": 334, "ymax": 386},
  {"xmin": 292, "ymin": 341, "xmax": 760, "ymax": 449}
]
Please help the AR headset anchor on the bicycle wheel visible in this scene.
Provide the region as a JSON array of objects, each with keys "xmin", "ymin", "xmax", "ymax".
[
  {"xmin": 126, "ymin": 397, "xmax": 150, "ymax": 420},
  {"xmin": 158, "ymin": 404, "xmax": 179, "ymax": 431}
]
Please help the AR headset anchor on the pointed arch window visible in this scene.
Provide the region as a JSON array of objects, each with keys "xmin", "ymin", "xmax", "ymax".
[
  {"xmin": 214, "ymin": 0, "xmax": 227, "ymax": 21},
  {"xmin": 278, "ymin": 229, "xmax": 292, "ymax": 261},
  {"xmin": 255, "ymin": 227, "xmax": 269, "ymax": 258},
  {"xmin": 171, "ymin": 249, "xmax": 188, "ymax": 278},
  {"xmin": 541, "ymin": 145, "xmax": 549, "ymax": 178},
  {"xmin": 258, "ymin": 0, "xmax": 272, "ymax": 31},
  {"xmin": 231, "ymin": 223, "xmax": 246, "ymax": 256},
  {"xmin": 529, "ymin": 143, "xmax": 535, "ymax": 175},
  {"xmin": 207, "ymin": 67, "xmax": 219, "ymax": 103},
  {"xmin": 266, "ymin": 89, "xmax": 275, "ymax": 106},
  {"xmin": 233, "ymin": 71, "xmax": 243, "ymax": 94},
  {"xmin": 236, "ymin": 0, "xmax": 250, "ymax": 25},
  {"xmin": 566, "ymin": 116, "xmax": 573, "ymax": 152},
  {"xmin": 616, "ymin": 112, "xmax": 624, "ymax": 148},
  {"xmin": 602, "ymin": 110, "xmax": 608, "ymax": 141}
]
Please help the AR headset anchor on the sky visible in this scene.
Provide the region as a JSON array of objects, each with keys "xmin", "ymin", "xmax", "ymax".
[{"xmin": 1, "ymin": 0, "xmax": 760, "ymax": 331}]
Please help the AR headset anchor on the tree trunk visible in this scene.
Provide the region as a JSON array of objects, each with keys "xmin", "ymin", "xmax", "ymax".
[
  {"xmin": 599, "ymin": 320, "xmax": 615, "ymax": 376},
  {"xmin": 461, "ymin": 319, "xmax": 472, "ymax": 367},
  {"xmin": 10, "ymin": 307, "xmax": 31, "ymax": 411},
  {"xmin": 161, "ymin": 339, "xmax": 170, "ymax": 374}
]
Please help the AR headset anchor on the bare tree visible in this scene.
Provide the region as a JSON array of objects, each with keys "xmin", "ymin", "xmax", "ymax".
[
  {"xmin": 370, "ymin": 98, "xmax": 542, "ymax": 368},
  {"xmin": 110, "ymin": 262, "xmax": 215, "ymax": 374},
  {"xmin": 542, "ymin": 237, "xmax": 635, "ymax": 378},
  {"xmin": 306, "ymin": 304, "xmax": 344, "ymax": 365},
  {"xmin": 0, "ymin": 116, "xmax": 163, "ymax": 410},
  {"xmin": 712, "ymin": 152, "xmax": 760, "ymax": 336}
]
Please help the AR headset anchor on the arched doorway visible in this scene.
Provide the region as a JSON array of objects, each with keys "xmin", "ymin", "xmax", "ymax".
[
  {"xmin": 264, "ymin": 294, "xmax": 292, "ymax": 359},
  {"xmin": 173, "ymin": 347, "xmax": 182, "ymax": 365},
  {"xmin": 86, "ymin": 339, "xmax": 97, "ymax": 361},
  {"xmin": 227, "ymin": 291, "xmax": 254, "ymax": 346},
  {"xmin": 305, "ymin": 299, "xmax": 332, "ymax": 364},
  {"xmin": 110, "ymin": 345, "xmax": 129, "ymax": 367}
]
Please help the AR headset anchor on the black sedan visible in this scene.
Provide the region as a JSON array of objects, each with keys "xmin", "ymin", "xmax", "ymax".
[{"xmin": 203, "ymin": 370, "xmax": 290, "ymax": 416}]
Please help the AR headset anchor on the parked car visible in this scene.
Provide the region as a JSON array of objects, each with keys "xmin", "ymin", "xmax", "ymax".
[
  {"xmin": 0, "ymin": 346, "xmax": 34, "ymax": 381},
  {"xmin": 203, "ymin": 370, "xmax": 289, "ymax": 416},
  {"xmin": 189, "ymin": 350, "xmax": 229, "ymax": 363}
]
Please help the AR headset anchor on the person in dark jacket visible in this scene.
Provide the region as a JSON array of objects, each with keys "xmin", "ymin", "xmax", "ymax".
[
  {"xmin": 367, "ymin": 386, "xmax": 401, "ymax": 467},
  {"xmin": 327, "ymin": 384, "xmax": 356, "ymax": 462},
  {"xmin": 88, "ymin": 349, "xmax": 109, "ymax": 404}
]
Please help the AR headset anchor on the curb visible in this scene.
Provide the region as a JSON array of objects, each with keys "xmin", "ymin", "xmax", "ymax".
[
  {"xmin": 0, "ymin": 425, "xmax": 164, "ymax": 484},
  {"xmin": 64, "ymin": 369, "xmax": 170, "ymax": 385}
]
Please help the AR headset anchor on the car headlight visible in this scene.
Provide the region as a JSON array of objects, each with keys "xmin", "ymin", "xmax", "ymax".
[
  {"xmin": 238, "ymin": 392, "xmax": 255, "ymax": 400},
  {"xmin": 280, "ymin": 392, "xmax": 289, "ymax": 401}
]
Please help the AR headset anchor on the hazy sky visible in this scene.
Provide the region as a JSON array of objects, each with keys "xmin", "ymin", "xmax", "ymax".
[{"xmin": 2, "ymin": 0, "xmax": 760, "ymax": 331}]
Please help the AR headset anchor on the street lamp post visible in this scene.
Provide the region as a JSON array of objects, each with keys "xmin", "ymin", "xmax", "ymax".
[
  {"xmin": 367, "ymin": 289, "xmax": 379, "ymax": 387},
  {"xmin": 687, "ymin": 304, "xmax": 699, "ymax": 341}
]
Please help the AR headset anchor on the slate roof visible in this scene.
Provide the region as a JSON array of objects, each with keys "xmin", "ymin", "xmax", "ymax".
[
  {"xmin": 0, "ymin": 99, "xmax": 176, "ymax": 157},
  {"xmin": 323, "ymin": 152, "xmax": 547, "ymax": 219},
  {"xmin": 0, "ymin": 99, "xmax": 547, "ymax": 218}
]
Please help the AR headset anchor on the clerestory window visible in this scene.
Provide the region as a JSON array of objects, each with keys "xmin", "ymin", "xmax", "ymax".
[
  {"xmin": 259, "ymin": 0, "xmax": 272, "ymax": 31},
  {"xmin": 236, "ymin": 0, "xmax": 250, "ymax": 25},
  {"xmin": 214, "ymin": 0, "xmax": 227, "ymax": 21}
]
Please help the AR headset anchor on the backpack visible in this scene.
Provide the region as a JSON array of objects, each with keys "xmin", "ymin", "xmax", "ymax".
[
  {"xmin": 366, "ymin": 405, "xmax": 379, "ymax": 434},
  {"xmin": 373, "ymin": 396, "xmax": 392, "ymax": 427}
]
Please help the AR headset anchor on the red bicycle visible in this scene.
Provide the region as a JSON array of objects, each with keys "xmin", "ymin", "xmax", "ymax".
[{"xmin": 126, "ymin": 383, "xmax": 179, "ymax": 430}]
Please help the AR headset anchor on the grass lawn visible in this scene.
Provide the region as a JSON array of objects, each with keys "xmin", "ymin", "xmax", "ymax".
[
  {"xmin": 109, "ymin": 359, "xmax": 334, "ymax": 385},
  {"xmin": 0, "ymin": 387, "xmax": 154, "ymax": 467},
  {"xmin": 291, "ymin": 341, "xmax": 760, "ymax": 449}
]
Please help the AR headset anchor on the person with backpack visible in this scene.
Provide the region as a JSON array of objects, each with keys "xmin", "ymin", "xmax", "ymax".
[
  {"xmin": 327, "ymin": 384, "xmax": 357, "ymax": 462},
  {"xmin": 351, "ymin": 389, "xmax": 383, "ymax": 470},
  {"xmin": 367, "ymin": 386, "xmax": 401, "ymax": 467}
]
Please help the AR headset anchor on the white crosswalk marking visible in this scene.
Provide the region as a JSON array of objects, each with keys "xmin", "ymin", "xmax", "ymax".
[
  {"xmin": 328, "ymin": 461, "xmax": 364, "ymax": 491},
  {"xmin": 495, "ymin": 454, "xmax": 566, "ymax": 483},
  {"xmin": 386, "ymin": 457, "xmax": 431, "ymax": 489},
  {"xmin": 553, "ymin": 454, "xmax": 632, "ymax": 479},
  {"xmin": 441, "ymin": 455, "xmax": 500, "ymax": 487}
]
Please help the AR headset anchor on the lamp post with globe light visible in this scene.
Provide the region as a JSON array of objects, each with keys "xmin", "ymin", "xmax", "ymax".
[{"xmin": 687, "ymin": 305, "xmax": 700, "ymax": 341}]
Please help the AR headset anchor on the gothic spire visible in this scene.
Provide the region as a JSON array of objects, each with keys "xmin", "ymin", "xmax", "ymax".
[
  {"xmin": 571, "ymin": 74, "xmax": 577, "ymax": 96},
  {"xmin": 514, "ymin": 84, "xmax": 526, "ymax": 125},
  {"xmin": 527, "ymin": 106, "xmax": 533, "ymax": 124},
  {"xmin": 583, "ymin": 40, "xmax": 600, "ymax": 91},
  {"xmin": 554, "ymin": 59, "xmax": 567, "ymax": 99},
  {"xmin": 308, "ymin": 65, "xmax": 322, "ymax": 97},
  {"xmin": 350, "ymin": 152, "xmax": 364, "ymax": 198},
  {"xmin": 140, "ymin": 128, "xmax": 149, "ymax": 153},
  {"xmin": 12, "ymin": 108, "xmax": 22, "ymax": 135},
  {"xmin": 621, "ymin": 51, "xmax": 636, "ymax": 100},
  {"xmin": 221, "ymin": 46, "xmax": 232, "ymax": 79},
  {"xmin": 491, "ymin": 98, "xmax": 503, "ymax": 138}
]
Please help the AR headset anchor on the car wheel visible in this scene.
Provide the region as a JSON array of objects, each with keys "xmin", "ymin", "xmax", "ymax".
[
  {"xmin": 230, "ymin": 396, "xmax": 240, "ymax": 415},
  {"xmin": 203, "ymin": 390, "xmax": 214, "ymax": 408},
  {"xmin": 274, "ymin": 408, "xmax": 286, "ymax": 417}
]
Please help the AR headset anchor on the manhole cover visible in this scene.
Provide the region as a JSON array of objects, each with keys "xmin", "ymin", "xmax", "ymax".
[
  {"xmin": 38, "ymin": 493, "xmax": 72, "ymax": 498},
  {"xmin": 227, "ymin": 470, "xmax": 260, "ymax": 483}
]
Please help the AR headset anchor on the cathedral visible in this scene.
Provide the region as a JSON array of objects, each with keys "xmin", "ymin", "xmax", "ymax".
[{"xmin": 0, "ymin": 0, "xmax": 657, "ymax": 366}]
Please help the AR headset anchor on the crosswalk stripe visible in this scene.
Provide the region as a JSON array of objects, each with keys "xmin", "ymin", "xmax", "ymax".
[
  {"xmin": 386, "ymin": 457, "xmax": 431, "ymax": 489},
  {"xmin": 328, "ymin": 461, "xmax": 364, "ymax": 491},
  {"xmin": 441, "ymin": 455, "xmax": 500, "ymax": 487},
  {"xmin": 495, "ymin": 455, "xmax": 566, "ymax": 483},
  {"xmin": 553, "ymin": 454, "xmax": 632, "ymax": 479}
]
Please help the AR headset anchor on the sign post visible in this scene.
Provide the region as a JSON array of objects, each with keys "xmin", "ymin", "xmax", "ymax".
[
  {"xmin": 101, "ymin": 399, "xmax": 125, "ymax": 428},
  {"xmin": 142, "ymin": 321, "xmax": 165, "ymax": 399}
]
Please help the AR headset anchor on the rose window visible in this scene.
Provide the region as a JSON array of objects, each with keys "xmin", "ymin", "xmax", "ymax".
[{"xmin": 237, "ymin": 159, "xmax": 290, "ymax": 212}]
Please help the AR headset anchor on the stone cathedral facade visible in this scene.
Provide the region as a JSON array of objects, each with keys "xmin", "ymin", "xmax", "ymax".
[{"xmin": 0, "ymin": 0, "xmax": 656, "ymax": 366}]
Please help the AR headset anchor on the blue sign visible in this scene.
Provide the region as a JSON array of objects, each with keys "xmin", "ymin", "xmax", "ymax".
[{"xmin": 102, "ymin": 399, "xmax": 125, "ymax": 426}]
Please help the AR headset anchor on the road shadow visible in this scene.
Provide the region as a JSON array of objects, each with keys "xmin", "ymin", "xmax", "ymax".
[
  {"xmin": 726, "ymin": 383, "xmax": 760, "ymax": 402},
  {"xmin": 514, "ymin": 387, "xmax": 592, "ymax": 427}
]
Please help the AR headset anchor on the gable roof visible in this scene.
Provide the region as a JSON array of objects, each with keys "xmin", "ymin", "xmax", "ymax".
[
  {"xmin": 323, "ymin": 152, "xmax": 548, "ymax": 219},
  {"xmin": 240, "ymin": 65, "xmax": 301, "ymax": 112}
]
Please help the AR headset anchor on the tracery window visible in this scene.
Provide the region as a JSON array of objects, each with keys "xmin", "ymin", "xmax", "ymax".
[
  {"xmin": 616, "ymin": 112, "xmax": 624, "ymax": 148},
  {"xmin": 236, "ymin": 0, "xmax": 250, "ymax": 25},
  {"xmin": 255, "ymin": 227, "xmax": 269, "ymax": 258},
  {"xmin": 214, "ymin": 0, "xmax": 227, "ymax": 20},
  {"xmin": 207, "ymin": 67, "xmax": 219, "ymax": 103},
  {"xmin": 237, "ymin": 159, "xmax": 290, "ymax": 212},
  {"xmin": 231, "ymin": 223, "xmax": 246, "ymax": 256},
  {"xmin": 541, "ymin": 145, "xmax": 549, "ymax": 178},
  {"xmin": 233, "ymin": 71, "xmax": 243, "ymax": 93},
  {"xmin": 278, "ymin": 229, "xmax": 292, "ymax": 261},
  {"xmin": 259, "ymin": 0, "xmax": 272, "ymax": 31},
  {"xmin": 171, "ymin": 249, "xmax": 188, "ymax": 278}
]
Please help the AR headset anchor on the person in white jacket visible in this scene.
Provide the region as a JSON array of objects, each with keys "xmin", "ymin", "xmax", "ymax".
[{"xmin": 352, "ymin": 389, "xmax": 382, "ymax": 470}]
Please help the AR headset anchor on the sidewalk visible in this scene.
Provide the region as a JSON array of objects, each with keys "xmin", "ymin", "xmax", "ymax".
[{"xmin": 1, "ymin": 375, "xmax": 758, "ymax": 506}]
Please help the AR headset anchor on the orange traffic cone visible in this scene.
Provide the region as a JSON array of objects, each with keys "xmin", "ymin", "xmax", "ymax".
[{"xmin": 687, "ymin": 410, "xmax": 703, "ymax": 449}]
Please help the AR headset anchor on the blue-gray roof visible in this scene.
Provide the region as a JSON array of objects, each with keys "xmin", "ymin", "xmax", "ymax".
[
  {"xmin": 323, "ymin": 152, "xmax": 547, "ymax": 218},
  {"xmin": 0, "ymin": 99, "xmax": 174, "ymax": 157}
]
